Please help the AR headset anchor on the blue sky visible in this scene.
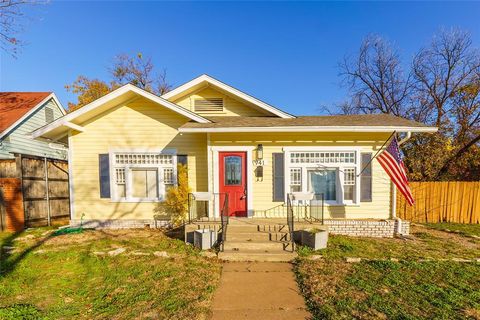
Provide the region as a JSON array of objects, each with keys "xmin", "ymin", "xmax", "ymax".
[{"xmin": 1, "ymin": 1, "xmax": 479, "ymax": 115}]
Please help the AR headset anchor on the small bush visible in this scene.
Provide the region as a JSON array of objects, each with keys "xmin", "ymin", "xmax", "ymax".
[{"xmin": 155, "ymin": 164, "xmax": 191, "ymax": 226}]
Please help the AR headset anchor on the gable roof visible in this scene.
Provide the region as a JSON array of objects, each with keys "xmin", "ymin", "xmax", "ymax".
[
  {"xmin": 162, "ymin": 74, "xmax": 295, "ymax": 119},
  {"xmin": 0, "ymin": 92, "xmax": 66, "ymax": 139},
  {"xmin": 32, "ymin": 83, "xmax": 211, "ymax": 140},
  {"xmin": 179, "ymin": 114, "xmax": 438, "ymax": 133}
]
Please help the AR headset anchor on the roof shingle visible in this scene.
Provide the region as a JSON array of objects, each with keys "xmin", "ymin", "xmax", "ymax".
[
  {"xmin": 0, "ymin": 92, "xmax": 51, "ymax": 134},
  {"xmin": 180, "ymin": 114, "xmax": 432, "ymax": 130}
]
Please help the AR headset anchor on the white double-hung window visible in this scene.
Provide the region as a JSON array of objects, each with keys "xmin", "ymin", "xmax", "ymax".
[
  {"xmin": 111, "ymin": 150, "xmax": 177, "ymax": 201},
  {"xmin": 284, "ymin": 148, "xmax": 360, "ymax": 205}
]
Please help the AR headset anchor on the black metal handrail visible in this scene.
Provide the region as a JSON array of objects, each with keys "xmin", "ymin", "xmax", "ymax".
[
  {"xmin": 218, "ymin": 193, "xmax": 229, "ymax": 252},
  {"xmin": 285, "ymin": 193, "xmax": 295, "ymax": 252}
]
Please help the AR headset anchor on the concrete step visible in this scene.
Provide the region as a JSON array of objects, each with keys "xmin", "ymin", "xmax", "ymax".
[
  {"xmin": 268, "ymin": 232, "xmax": 292, "ymax": 242},
  {"xmin": 226, "ymin": 232, "xmax": 271, "ymax": 241},
  {"xmin": 185, "ymin": 224, "xmax": 222, "ymax": 232},
  {"xmin": 219, "ymin": 250, "xmax": 297, "ymax": 262},
  {"xmin": 223, "ymin": 241, "xmax": 285, "ymax": 251},
  {"xmin": 257, "ymin": 224, "xmax": 289, "ymax": 232},
  {"xmin": 224, "ymin": 225, "xmax": 262, "ymax": 232},
  {"xmin": 226, "ymin": 232, "xmax": 291, "ymax": 242}
]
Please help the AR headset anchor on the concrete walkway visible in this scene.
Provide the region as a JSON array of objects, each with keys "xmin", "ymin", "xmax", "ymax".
[{"xmin": 210, "ymin": 262, "xmax": 310, "ymax": 319}]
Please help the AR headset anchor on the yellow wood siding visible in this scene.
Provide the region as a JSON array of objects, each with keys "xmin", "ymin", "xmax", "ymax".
[
  {"xmin": 70, "ymin": 97, "xmax": 207, "ymax": 220},
  {"xmin": 172, "ymin": 87, "xmax": 271, "ymax": 117},
  {"xmin": 209, "ymin": 132, "xmax": 393, "ymax": 219},
  {"xmin": 70, "ymin": 96, "xmax": 393, "ymax": 221}
]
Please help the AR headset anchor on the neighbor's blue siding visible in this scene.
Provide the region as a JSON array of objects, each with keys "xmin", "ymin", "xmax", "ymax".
[{"xmin": 0, "ymin": 98, "xmax": 66, "ymax": 160}]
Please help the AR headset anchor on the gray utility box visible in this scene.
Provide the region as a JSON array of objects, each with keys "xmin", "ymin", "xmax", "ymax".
[
  {"xmin": 194, "ymin": 229, "xmax": 217, "ymax": 250},
  {"xmin": 301, "ymin": 229, "xmax": 329, "ymax": 250}
]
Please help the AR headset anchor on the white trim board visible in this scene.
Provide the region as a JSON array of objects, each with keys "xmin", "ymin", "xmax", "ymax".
[
  {"xmin": 31, "ymin": 84, "xmax": 211, "ymax": 140},
  {"xmin": 162, "ymin": 74, "xmax": 295, "ymax": 119},
  {"xmin": 67, "ymin": 132, "xmax": 75, "ymax": 220},
  {"xmin": 210, "ymin": 146, "xmax": 255, "ymax": 218},
  {"xmin": 179, "ymin": 126, "xmax": 438, "ymax": 133},
  {"xmin": 0, "ymin": 93, "xmax": 66, "ymax": 140}
]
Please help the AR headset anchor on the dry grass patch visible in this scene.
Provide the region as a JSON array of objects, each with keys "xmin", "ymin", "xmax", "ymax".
[
  {"xmin": 0, "ymin": 228, "xmax": 222, "ymax": 320},
  {"xmin": 295, "ymin": 223, "xmax": 480, "ymax": 320}
]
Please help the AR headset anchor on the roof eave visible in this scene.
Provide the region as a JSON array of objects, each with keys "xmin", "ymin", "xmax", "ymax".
[
  {"xmin": 178, "ymin": 126, "xmax": 439, "ymax": 133},
  {"xmin": 31, "ymin": 84, "xmax": 211, "ymax": 140},
  {"xmin": 162, "ymin": 74, "xmax": 296, "ymax": 119},
  {"xmin": 0, "ymin": 93, "xmax": 64, "ymax": 140}
]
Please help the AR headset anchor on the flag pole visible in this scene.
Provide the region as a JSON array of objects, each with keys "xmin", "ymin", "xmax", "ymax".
[{"xmin": 357, "ymin": 130, "xmax": 396, "ymax": 177}]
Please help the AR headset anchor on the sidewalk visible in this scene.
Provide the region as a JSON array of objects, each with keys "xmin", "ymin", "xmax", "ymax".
[{"xmin": 210, "ymin": 262, "xmax": 310, "ymax": 320}]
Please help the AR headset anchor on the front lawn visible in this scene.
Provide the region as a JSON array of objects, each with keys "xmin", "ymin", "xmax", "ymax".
[
  {"xmin": 0, "ymin": 227, "xmax": 222, "ymax": 319},
  {"xmin": 424, "ymin": 222, "xmax": 480, "ymax": 238},
  {"xmin": 295, "ymin": 224, "xmax": 480, "ymax": 319}
]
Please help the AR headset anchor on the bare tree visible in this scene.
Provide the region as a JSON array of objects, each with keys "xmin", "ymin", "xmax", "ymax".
[
  {"xmin": 412, "ymin": 29, "xmax": 480, "ymax": 127},
  {"xmin": 66, "ymin": 53, "xmax": 171, "ymax": 111},
  {"xmin": 0, "ymin": 0, "xmax": 45, "ymax": 56},
  {"xmin": 338, "ymin": 29, "xmax": 480, "ymax": 181},
  {"xmin": 339, "ymin": 34, "xmax": 412, "ymax": 117},
  {"xmin": 411, "ymin": 29, "xmax": 480, "ymax": 179},
  {"xmin": 110, "ymin": 53, "xmax": 171, "ymax": 95}
]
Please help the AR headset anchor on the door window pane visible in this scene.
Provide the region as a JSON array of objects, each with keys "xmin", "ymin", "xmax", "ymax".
[
  {"xmin": 132, "ymin": 169, "xmax": 158, "ymax": 199},
  {"xmin": 308, "ymin": 170, "xmax": 337, "ymax": 201},
  {"xmin": 225, "ymin": 156, "xmax": 242, "ymax": 185}
]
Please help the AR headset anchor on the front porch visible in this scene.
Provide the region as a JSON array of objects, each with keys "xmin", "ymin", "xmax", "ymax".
[{"xmin": 185, "ymin": 216, "xmax": 409, "ymax": 262}]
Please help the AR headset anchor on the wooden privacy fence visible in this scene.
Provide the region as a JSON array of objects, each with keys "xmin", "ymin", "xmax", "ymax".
[
  {"xmin": 397, "ymin": 181, "xmax": 480, "ymax": 224},
  {"xmin": 0, "ymin": 155, "xmax": 70, "ymax": 230}
]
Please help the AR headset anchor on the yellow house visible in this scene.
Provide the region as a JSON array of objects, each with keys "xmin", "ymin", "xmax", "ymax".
[{"xmin": 33, "ymin": 75, "xmax": 437, "ymax": 236}]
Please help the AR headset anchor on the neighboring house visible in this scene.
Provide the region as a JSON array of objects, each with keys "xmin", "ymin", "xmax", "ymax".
[
  {"xmin": 32, "ymin": 75, "xmax": 437, "ymax": 233},
  {"xmin": 0, "ymin": 92, "xmax": 67, "ymax": 160}
]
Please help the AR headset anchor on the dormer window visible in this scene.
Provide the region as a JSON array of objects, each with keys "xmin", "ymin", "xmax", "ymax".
[{"xmin": 194, "ymin": 98, "xmax": 223, "ymax": 112}]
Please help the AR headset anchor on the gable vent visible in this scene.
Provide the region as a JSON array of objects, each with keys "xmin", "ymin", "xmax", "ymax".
[
  {"xmin": 194, "ymin": 98, "xmax": 224, "ymax": 112},
  {"xmin": 45, "ymin": 107, "xmax": 54, "ymax": 124}
]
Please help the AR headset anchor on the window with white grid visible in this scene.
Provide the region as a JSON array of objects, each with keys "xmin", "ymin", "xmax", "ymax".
[
  {"xmin": 344, "ymin": 168, "xmax": 356, "ymax": 201},
  {"xmin": 290, "ymin": 168, "xmax": 302, "ymax": 192},
  {"xmin": 285, "ymin": 149, "xmax": 360, "ymax": 204},
  {"xmin": 290, "ymin": 152, "xmax": 355, "ymax": 164},
  {"xmin": 115, "ymin": 168, "xmax": 125, "ymax": 184},
  {"xmin": 114, "ymin": 153, "xmax": 173, "ymax": 165},
  {"xmin": 111, "ymin": 151, "xmax": 176, "ymax": 201},
  {"xmin": 344, "ymin": 168, "xmax": 356, "ymax": 185},
  {"xmin": 163, "ymin": 168, "xmax": 174, "ymax": 184}
]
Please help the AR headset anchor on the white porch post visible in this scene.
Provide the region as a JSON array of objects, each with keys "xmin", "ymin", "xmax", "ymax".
[{"xmin": 391, "ymin": 182, "xmax": 397, "ymax": 219}]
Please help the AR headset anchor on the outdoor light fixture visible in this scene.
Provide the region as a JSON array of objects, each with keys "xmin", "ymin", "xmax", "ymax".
[{"xmin": 256, "ymin": 144, "xmax": 263, "ymax": 160}]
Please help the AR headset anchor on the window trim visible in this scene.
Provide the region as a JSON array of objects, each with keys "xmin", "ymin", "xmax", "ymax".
[
  {"xmin": 283, "ymin": 147, "xmax": 361, "ymax": 205},
  {"xmin": 108, "ymin": 148, "xmax": 177, "ymax": 202}
]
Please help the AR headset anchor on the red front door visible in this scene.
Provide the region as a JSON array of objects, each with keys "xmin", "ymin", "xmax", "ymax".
[{"xmin": 219, "ymin": 152, "xmax": 247, "ymax": 217}]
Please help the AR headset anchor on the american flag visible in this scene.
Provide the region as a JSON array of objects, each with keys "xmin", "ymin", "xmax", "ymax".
[{"xmin": 377, "ymin": 136, "xmax": 415, "ymax": 206}]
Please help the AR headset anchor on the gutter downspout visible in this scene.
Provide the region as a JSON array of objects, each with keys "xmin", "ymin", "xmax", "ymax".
[{"xmin": 392, "ymin": 131, "xmax": 412, "ymax": 234}]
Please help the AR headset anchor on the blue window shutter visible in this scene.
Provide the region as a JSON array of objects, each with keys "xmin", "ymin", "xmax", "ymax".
[
  {"xmin": 177, "ymin": 155, "xmax": 188, "ymax": 167},
  {"xmin": 273, "ymin": 153, "xmax": 285, "ymax": 202},
  {"xmin": 99, "ymin": 154, "xmax": 110, "ymax": 198}
]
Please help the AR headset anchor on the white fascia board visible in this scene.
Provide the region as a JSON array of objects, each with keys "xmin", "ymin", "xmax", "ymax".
[
  {"xmin": 162, "ymin": 74, "xmax": 296, "ymax": 119},
  {"xmin": 31, "ymin": 84, "xmax": 211, "ymax": 139},
  {"xmin": 64, "ymin": 121, "xmax": 85, "ymax": 132},
  {"xmin": 50, "ymin": 93, "xmax": 67, "ymax": 115},
  {"xmin": 178, "ymin": 126, "xmax": 439, "ymax": 133},
  {"xmin": 128, "ymin": 85, "xmax": 210, "ymax": 123},
  {"xmin": 0, "ymin": 93, "xmax": 65, "ymax": 140}
]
